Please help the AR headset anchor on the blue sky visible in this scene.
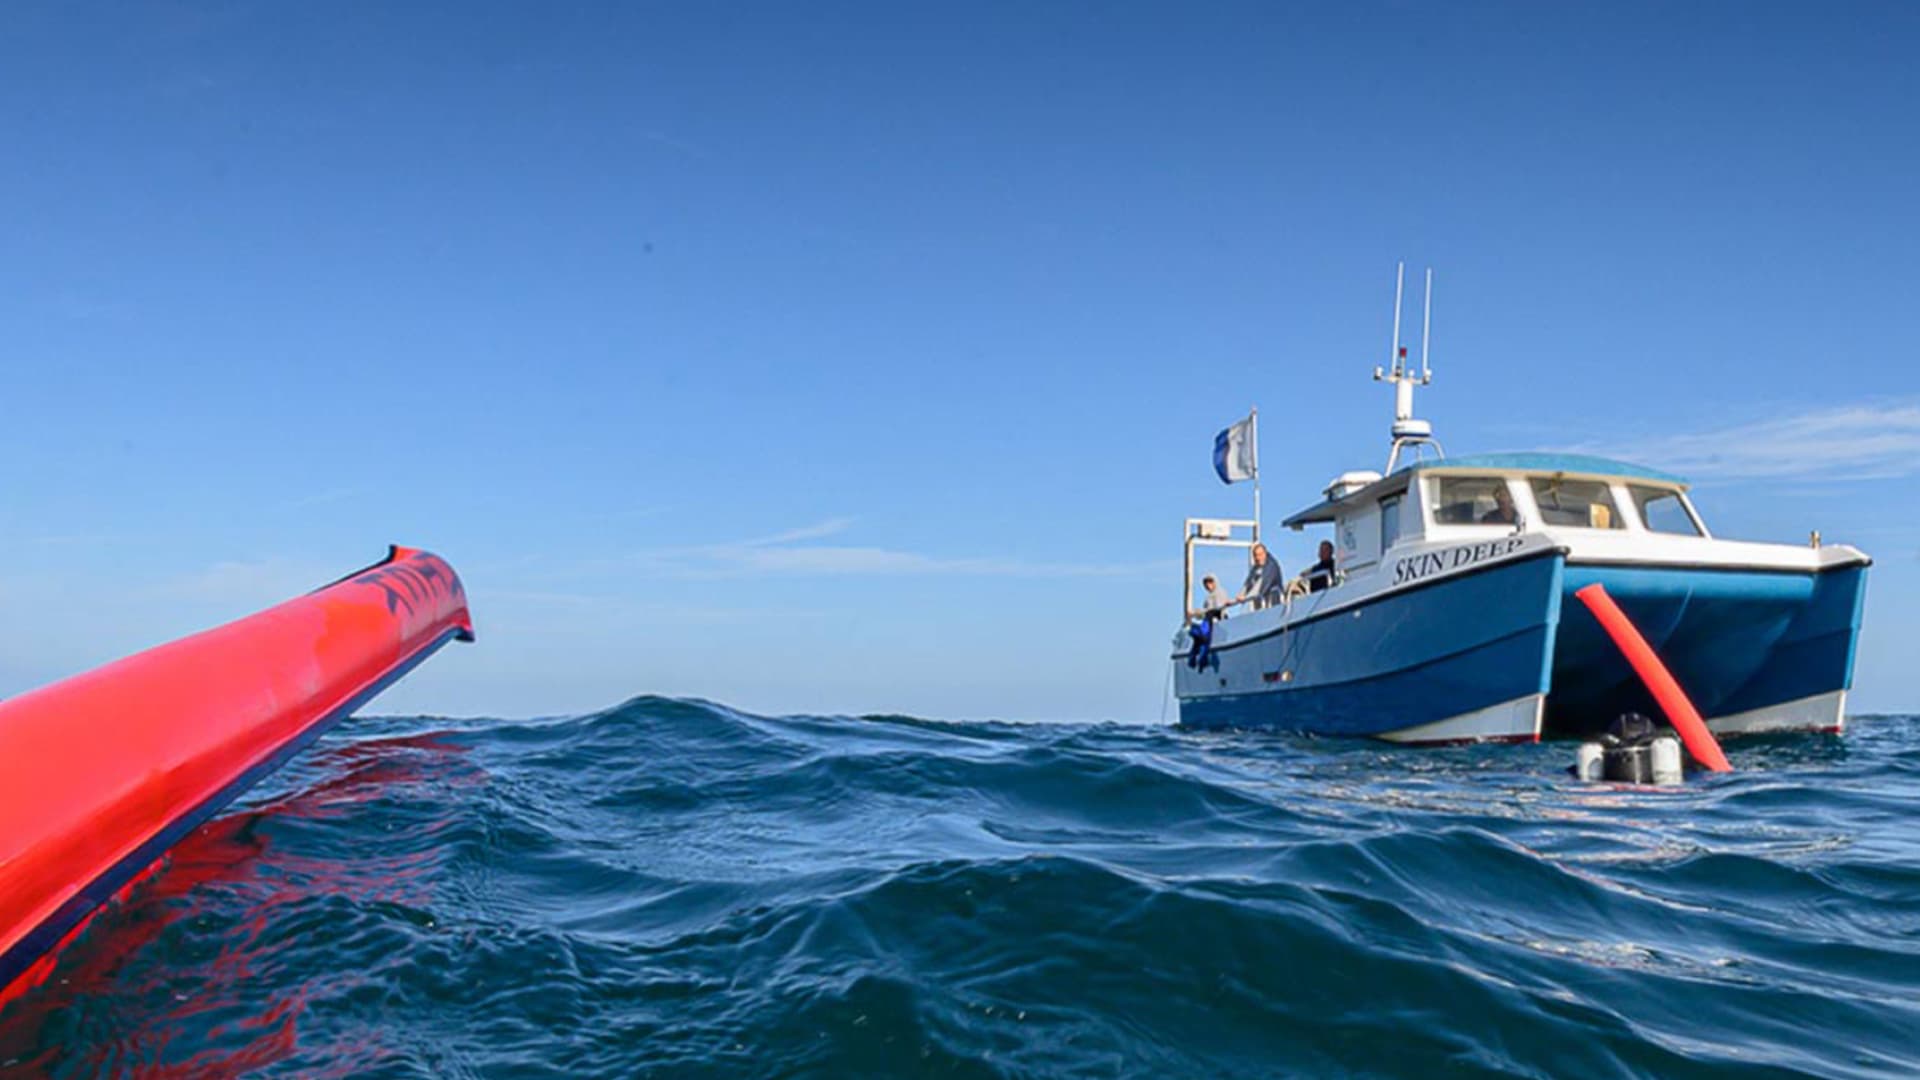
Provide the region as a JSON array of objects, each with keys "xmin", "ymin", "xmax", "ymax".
[{"xmin": 1, "ymin": 2, "xmax": 1915, "ymax": 720}]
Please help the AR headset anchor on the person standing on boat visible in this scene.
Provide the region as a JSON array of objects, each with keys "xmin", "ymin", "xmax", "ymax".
[
  {"xmin": 1238, "ymin": 543, "xmax": 1283, "ymax": 610},
  {"xmin": 1191, "ymin": 574, "xmax": 1233, "ymax": 620},
  {"xmin": 1305, "ymin": 540, "xmax": 1339, "ymax": 593}
]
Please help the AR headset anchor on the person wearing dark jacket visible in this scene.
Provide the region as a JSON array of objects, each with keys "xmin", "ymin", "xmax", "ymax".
[
  {"xmin": 1481, "ymin": 484, "xmax": 1519, "ymax": 525},
  {"xmin": 1305, "ymin": 540, "xmax": 1339, "ymax": 593},
  {"xmin": 1238, "ymin": 543, "xmax": 1283, "ymax": 610}
]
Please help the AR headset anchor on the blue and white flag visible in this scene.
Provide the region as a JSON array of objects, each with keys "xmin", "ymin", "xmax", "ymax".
[{"xmin": 1213, "ymin": 412, "xmax": 1256, "ymax": 484}]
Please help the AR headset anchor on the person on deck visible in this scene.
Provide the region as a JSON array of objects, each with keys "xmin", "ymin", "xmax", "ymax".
[
  {"xmin": 1190, "ymin": 574, "xmax": 1233, "ymax": 620},
  {"xmin": 1305, "ymin": 540, "xmax": 1339, "ymax": 593},
  {"xmin": 1238, "ymin": 543, "xmax": 1283, "ymax": 610},
  {"xmin": 1480, "ymin": 484, "xmax": 1519, "ymax": 525}
]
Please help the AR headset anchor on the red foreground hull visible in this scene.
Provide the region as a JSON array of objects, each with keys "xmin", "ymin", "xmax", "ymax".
[{"xmin": 0, "ymin": 546, "xmax": 473, "ymax": 1005}]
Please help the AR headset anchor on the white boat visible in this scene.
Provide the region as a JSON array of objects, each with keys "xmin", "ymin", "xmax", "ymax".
[{"xmin": 1173, "ymin": 267, "xmax": 1870, "ymax": 743}]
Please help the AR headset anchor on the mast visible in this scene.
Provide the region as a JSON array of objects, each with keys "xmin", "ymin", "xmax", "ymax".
[
  {"xmin": 1251, "ymin": 406, "xmax": 1261, "ymax": 542},
  {"xmin": 1374, "ymin": 262, "xmax": 1444, "ymax": 473}
]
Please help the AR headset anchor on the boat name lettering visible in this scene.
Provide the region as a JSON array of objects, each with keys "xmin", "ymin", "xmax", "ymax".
[{"xmin": 1392, "ymin": 538, "xmax": 1526, "ymax": 585}]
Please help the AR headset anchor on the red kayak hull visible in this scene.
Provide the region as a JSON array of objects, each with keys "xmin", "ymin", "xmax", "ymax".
[{"xmin": 0, "ymin": 546, "xmax": 473, "ymax": 1005}]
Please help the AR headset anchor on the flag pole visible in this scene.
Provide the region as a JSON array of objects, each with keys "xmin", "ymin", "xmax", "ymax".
[{"xmin": 1251, "ymin": 406, "xmax": 1261, "ymax": 543}]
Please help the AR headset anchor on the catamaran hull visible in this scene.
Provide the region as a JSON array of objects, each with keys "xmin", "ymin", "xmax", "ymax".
[
  {"xmin": 1549, "ymin": 562, "xmax": 1865, "ymax": 737},
  {"xmin": 1175, "ymin": 553, "xmax": 1866, "ymax": 744},
  {"xmin": 1175, "ymin": 551, "xmax": 1564, "ymax": 741}
]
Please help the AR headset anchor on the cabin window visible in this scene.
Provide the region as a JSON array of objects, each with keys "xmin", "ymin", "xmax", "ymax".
[
  {"xmin": 1380, "ymin": 494, "xmax": 1402, "ymax": 549},
  {"xmin": 1528, "ymin": 477, "xmax": 1625, "ymax": 529},
  {"xmin": 1628, "ymin": 485, "xmax": 1702, "ymax": 536},
  {"xmin": 1432, "ymin": 476, "xmax": 1516, "ymax": 525}
]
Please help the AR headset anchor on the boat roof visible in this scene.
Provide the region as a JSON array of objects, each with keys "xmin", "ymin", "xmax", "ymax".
[
  {"xmin": 1411, "ymin": 452, "xmax": 1686, "ymax": 483},
  {"xmin": 1282, "ymin": 452, "xmax": 1688, "ymax": 527}
]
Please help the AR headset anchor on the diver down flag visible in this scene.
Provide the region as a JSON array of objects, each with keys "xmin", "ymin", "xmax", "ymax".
[{"xmin": 1213, "ymin": 413, "xmax": 1256, "ymax": 484}]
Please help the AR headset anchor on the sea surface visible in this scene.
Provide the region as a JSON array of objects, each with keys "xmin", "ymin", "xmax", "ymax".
[{"xmin": 4, "ymin": 699, "xmax": 1918, "ymax": 1078}]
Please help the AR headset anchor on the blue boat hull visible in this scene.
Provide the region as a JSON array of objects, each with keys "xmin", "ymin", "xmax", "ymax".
[
  {"xmin": 1175, "ymin": 553, "xmax": 1867, "ymax": 742},
  {"xmin": 1177, "ymin": 551, "xmax": 1564, "ymax": 739},
  {"xmin": 1546, "ymin": 562, "xmax": 1866, "ymax": 735}
]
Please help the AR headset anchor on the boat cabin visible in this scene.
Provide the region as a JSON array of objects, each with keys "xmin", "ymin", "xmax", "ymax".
[{"xmin": 1282, "ymin": 453, "xmax": 1708, "ymax": 583}]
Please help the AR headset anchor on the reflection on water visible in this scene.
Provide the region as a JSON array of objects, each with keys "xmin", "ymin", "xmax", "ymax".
[
  {"xmin": 0, "ymin": 732, "xmax": 478, "ymax": 1077},
  {"xmin": 4, "ymin": 705, "xmax": 1917, "ymax": 1077}
]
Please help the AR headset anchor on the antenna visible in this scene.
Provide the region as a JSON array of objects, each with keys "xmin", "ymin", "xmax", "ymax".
[
  {"xmin": 1420, "ymin": 267, "xmax": 1433, "ymax": 383},
  {"xmin": 1389, "ymin": 261, "xmax": 1404, "ymax": 379},
  {"xmin": 1376, "ymin": 261, "xmax": 1406, "ymax": 383},
  {"xmin": 1377, "ymin": 262, "xmax": 1444, "ymax": 472}
]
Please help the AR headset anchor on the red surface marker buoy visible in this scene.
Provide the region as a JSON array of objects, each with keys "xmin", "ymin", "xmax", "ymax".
[
  {"xmin": 1574, "ymin": 582, "xmax": 1732, "ymax": 773},
  {"xmin": 0, "ymin": 546, "xmax": 474, "ymax": 1006}
]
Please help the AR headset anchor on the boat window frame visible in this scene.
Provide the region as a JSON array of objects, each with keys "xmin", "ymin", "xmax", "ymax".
[
  {"xmin": 1525, "ymin": 474, "xmax": 1628, "ymax": 531},
  {"xmin": 1623, "ymin": 482, "xmax": 1709, "ymax": 538},
  {"xmin": 1423, "ymin": 473, "xmax": 1526, "ymax": 530}
]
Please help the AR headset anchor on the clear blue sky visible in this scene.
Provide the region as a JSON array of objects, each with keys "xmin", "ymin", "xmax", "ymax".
[{"xmin": 1, "ymin": 3, "xmax": 1915, "ymax": 720}]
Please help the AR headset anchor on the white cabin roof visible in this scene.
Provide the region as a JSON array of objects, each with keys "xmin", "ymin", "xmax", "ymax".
[{"xmin": 1283, "ymin": 452, "xmax": 1688, "ymax": 528}]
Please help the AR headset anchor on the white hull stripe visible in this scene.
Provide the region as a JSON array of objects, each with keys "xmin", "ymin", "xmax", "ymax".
[
  {"xmin": 1378, "ymin": 694, "xmax": 1545, "ymax": 744},
  {"xmin": 1707, "ymin": 690, "xmax": 1847, "ymax": 736}
]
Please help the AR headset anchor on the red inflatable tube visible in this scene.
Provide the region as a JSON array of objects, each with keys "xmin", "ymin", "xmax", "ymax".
[
  {"xmin": 1574, "ymin": 583, "xmax": 1732, "ymax": 773},
  {"xmin": 0, "ymin": 545, "xmax": 474, "ymax": 1005}
]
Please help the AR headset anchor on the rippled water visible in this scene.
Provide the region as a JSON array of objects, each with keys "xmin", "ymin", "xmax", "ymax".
[{"xmin": 3, "ymin": 699, "xmax": 1918, "ymax": 1077}]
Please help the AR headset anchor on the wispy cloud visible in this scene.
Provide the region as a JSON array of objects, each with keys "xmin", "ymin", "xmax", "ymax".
[
  {"xmin": 1576, "ymin": 402, "xmax": 1920, "ymax": 482},
  {"xmin": 636, "ymin": 129, "xmax": 710, "ymax": 159},
  {"xmin": 23, "ymin": 531, "xmax": 124, "ymax": 548},
  {"xmin": 144, "ymin": 557, "xmax": 336, "ymax": 606},
  {"xmin": 625, "ymin": 519, "xmax": 1156, "ymax": 580},
  {"xmin": 736, "ymin": 518, "xmax": 859, "ymax": 547},
  {"xmin": 277, "ymin": 487, "xmax": 361, "ymax": 512},
  {"xmin": 486, "ymin": 588, "xmax": 830, "ymax": 623},
  {"xmin": 44, "ymin": 290, "xmax": 134, "ymax": 322}
]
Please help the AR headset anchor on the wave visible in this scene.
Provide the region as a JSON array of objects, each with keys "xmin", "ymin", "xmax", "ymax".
[{"xmin": 5, "ymin": 700, "xmax": 1918, "ymax": 1077}]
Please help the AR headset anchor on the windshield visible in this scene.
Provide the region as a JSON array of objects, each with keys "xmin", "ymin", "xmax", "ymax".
[
  {"xmin": 1432, "ymin": 476, "xmax": 1517, "ymax": 525},
  {"xmin": 1629, "ymin": 485, "xmax": 1702, "ymax": 535},
  {"xmin": 1528, "ymin": 477, "xmax": 1625, "ymax": 529}
]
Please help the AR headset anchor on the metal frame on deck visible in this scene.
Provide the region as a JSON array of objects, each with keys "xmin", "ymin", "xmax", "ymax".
[{"xmin": 1183, "ymin": 517, "xmax": 1257, "ymax": 622}]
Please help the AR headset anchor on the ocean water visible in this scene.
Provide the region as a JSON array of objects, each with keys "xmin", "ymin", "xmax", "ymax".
[{"xmin": 3, "ymin": 699, "xmax": 1918, "ymax": 1078}]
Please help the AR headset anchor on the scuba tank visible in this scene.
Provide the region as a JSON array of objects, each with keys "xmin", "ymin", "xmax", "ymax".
[{"xmin": 1575, "ymin": 712, "xmax": 1685, "ymax": 785}]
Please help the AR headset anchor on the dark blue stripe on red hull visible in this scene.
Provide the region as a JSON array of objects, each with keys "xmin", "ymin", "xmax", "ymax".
[{"xmin": 0, "ymin": 627, "xmax": 464, "ymax": 1000}]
